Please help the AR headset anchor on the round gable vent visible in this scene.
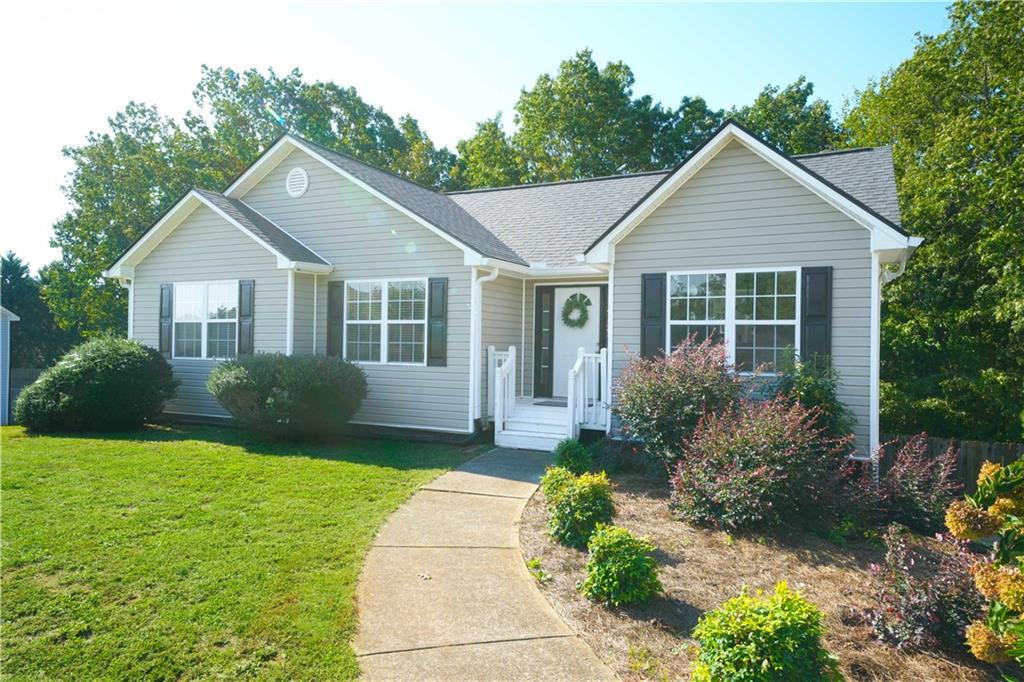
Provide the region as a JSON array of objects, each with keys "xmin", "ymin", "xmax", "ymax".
[{"xmin": 285, "ymin": 167, "xmax": 309, "ymax": 198}]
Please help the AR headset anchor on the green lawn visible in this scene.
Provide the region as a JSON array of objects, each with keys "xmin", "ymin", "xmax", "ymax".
[{"xmin": 0, "ymin": 425, "xmax": 475, "ymax": 680}]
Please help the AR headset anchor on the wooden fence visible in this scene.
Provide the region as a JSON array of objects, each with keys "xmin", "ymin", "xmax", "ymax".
[{"xmin": 878, "ymin": 434, "xmax": 1024, "ymax": 493}]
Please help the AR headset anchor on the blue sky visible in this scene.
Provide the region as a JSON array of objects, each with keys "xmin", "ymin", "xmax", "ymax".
[{"xmin": 0, "ymin": 1, "xmax": 950, "ymax": 271}]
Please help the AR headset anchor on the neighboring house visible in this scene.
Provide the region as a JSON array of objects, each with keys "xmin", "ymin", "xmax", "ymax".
[
  {"xmin": 1, "ymin": 306, "xmax": 20, "ymax": 425},
  {"xmin": 104, "ymin": 120, "xmax": 921, "ymax": 454}
]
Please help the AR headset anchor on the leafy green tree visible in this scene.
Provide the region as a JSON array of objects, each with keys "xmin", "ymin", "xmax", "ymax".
[
  {"xmin": 510, "ymin": 50, "xmax": 665, "ymax": 182},
  {"xmin": 1, "ymin": 252, "xmax": 79, "ymax": 367},
  {"xmin": 845, "ymin": 0, "xmax": 1024, "ymax": 441},
  {"xmin": 44, "ymin": 67, "xmax": 459, "ymax": 336},
  {"xmin": 731, "ymin": 76, "xmax": 838, "ymax": 155},
  {"xmin": 453, "ymin": 114, "xmax": 523, "ymax": 188},
  {"xmin": 652, "ymin": 96, "xmax": 725, "ymax": 166}
]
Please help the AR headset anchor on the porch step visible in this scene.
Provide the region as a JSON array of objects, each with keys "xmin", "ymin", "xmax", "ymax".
[
  {"xmin": 503, "ymin": 417, "xmax": 566, "ymax": 435},
  {"xmin": 495, "ymin": 429, "xmax": 565, "ymax": 452}
]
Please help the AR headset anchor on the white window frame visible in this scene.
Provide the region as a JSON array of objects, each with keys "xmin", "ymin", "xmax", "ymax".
[
  {"xmin": 666, "ymin": 267, "xmax": 801, "ymax": 376},
  {"xmin": 342, "ymin": 277, "xmax": 428, "ymax": 366},
  {"xmin": 172, "ymin": 280, "xmax": 240, "ymax": 360}
]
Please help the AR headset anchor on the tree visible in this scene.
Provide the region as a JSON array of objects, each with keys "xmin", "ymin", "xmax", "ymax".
[
  {"xmin": 1, "ymin": 252, "xmax": 79, "ymax": 367},
  {"xmin": 44, "ymin": 67, "xmax": 458, "ymax": 336},
  {"xmin": 844, "ymin": 0, "xmax": 1024, "ymax": 441},
  {"xmin": 652, "ymin": 96, "xmax": 725, "ymax": 167},
  {"xmin": 731, "ymin": 76, "xmax": 839, "ymax": 155},
  {"xmin": 510, "ymin": 50, "xmax": 665, "ymax": 182},
  {"xmin": 453, "ymin": 114, "xmax": 523, "ymax": 188}
]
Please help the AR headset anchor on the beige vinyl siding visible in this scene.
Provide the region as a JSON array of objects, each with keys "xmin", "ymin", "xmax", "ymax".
[
  {"xmin": 292, "ymin": 273, "xmax": 316, "ymax": 355},
  {"xmin": 240, "ymin": 148, "xmax": 472, "ymax": 433},
  {"xmin": 611, "ymin": 140, "xmax": 872, "ymax": 451},
  {"xmin": 523, "ymin": 277, "xmax": 608, "ymax": 398},
  {"xmin": 480, "ymin": 274, "xmax": 525, "ymax": 415},
  {"xmin": 131, "ymin": 204, "xmax": 287, "ymax": 417}
]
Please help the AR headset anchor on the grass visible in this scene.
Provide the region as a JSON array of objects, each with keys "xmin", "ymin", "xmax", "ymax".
[{"xmin": 0, "ymin": 425, "xmax": 475, "ymax": 680}]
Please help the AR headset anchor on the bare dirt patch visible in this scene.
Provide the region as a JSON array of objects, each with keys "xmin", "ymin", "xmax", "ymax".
[{"xmin": 519, "ymin": 470, "xmax": 999, "ymax": 681}]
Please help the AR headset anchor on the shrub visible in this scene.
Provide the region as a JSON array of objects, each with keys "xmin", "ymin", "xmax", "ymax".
[
  {"xmin": 14, "ymin": 337, "xmax": 177, "ymax": 432},
  {"xmin": 946, "ymin": 459, "xmax": 1024, "ymax": 664},
  {"xmin": 208, "ymin": 353, "xmax": 367, "ymax": 438},
  {"xmin": 580, "ymin": 524, "xmax": 661, "ymax": 606},
  {"xmin": 691, "ymin": 582, "xmax": 840, "ymax": 681},
  {"xmin": 771, "ymin": 358, "xmax": 856, "ymax": 441},
  {"xmin": 547, "ymin": 471, "xmax": 615, "ymax": 548},
  {"xmin": 613, "ymin": 336, "xmax": 741, "ymax": 466},
  {"xmin": 670, "ymin": 398, "xmax": 852, "ymax": 530},
  {"xmin": 540, "ymin": 466, "xmax": 575, "ymax": 502},
  {"xmin": 866, "ymin": 524, "xmax": 983, "ymax": 651},
  {"xmin": 554, "ymin": 438, "xmax": 592, "ymax": 474}
]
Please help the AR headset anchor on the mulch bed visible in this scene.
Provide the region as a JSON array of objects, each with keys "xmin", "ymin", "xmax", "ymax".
[{"xmin": 519, "ymin": 470, "xmax": 999, "ymax": 681}]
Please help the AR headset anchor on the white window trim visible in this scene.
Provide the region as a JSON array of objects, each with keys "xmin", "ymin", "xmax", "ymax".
[
  {"xmin": 665, "ymin": 267, "xmax": 801, "ymax": 376},
  {"xmin": 342, "ymin": 277, "xmax": 428, "ymax": 366},
  {"xmin": 172, "ymin": 280, "xmax": 240, "ymax": 361}
]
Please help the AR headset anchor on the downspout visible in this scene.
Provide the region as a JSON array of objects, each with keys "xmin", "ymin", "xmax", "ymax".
[{"xmin": 472, "ymin": 267, "xmax": 501, "ymax": 426}]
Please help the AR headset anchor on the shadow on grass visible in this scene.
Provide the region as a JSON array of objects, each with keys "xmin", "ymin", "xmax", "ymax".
[
  {"xmin": 615, "ymin": 593, "xmax": 705, "ymax": 639},
  {"xmin": 6, "ymin": 422, "xmax": 481, "ymax": 472}
]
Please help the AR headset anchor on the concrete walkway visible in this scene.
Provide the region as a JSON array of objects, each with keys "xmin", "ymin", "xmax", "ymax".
[{"xmin": 354, "ymin": 448, "xmax": 615, "ymax": 681}]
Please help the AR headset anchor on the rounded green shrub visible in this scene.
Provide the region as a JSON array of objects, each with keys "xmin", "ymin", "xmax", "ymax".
[
  {"xmin": 580, "ymin": 524, "xmax": 662, "ymax": 606},
  {"xmin": 208, "ymin": 353, "xmax": 367, "ymax": 438},
  {"xmin": 691, "ymin": 582, "xmax": 841, "ymax": 682},
  {"xmin": 14, "ymin": 337, "xmax": 178, "ymax": 432},
  {"xmin": 540, "ymin": 466, "xmax": 576, "ymax": 503},
  {"xmin": 547, "ymin": 471, "xmax": 615, "ymax": 548},
  {"xmin": 554, "ymin": 438, "xmax": 592, "ymax": 474}
]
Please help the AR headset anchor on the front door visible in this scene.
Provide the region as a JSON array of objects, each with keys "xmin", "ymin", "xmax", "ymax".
[{"xmin": 535, "ymin": 285, "xmax": 604, "ymax": 398}]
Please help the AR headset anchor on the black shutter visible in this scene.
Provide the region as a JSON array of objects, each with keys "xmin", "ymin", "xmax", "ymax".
[
  {"xmin": 427, "ymin": 277, "xmax": 448, "ymax": 367},
  {"xmin": 801, "ymin": 266, "xmax": 833, "ymax": 367},
  {"xmin": 238, "ymin": 279, "xmax": 254, "ymax": 355},
  {"xmin": 159, "ymin": 283, "xmax": 172, "ymax": 357},
  {"xmin": 327, "ymin": 280, "xmax": 344, "ymax": 357},
  {"xmin": 640, "ymin": 273, "xmax": 667, "ymax": 358}
]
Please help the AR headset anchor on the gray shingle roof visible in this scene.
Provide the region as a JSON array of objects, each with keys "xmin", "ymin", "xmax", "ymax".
[
  {"xmin": 194, "ymin": 188, "xmax": 329, "ymax": 265},
  {"xmin": 293, "ymin": 137, "xmax": 527, "ymax": 265},
  {"xmin": 448, "ymin": 173, "xmax": 667, "ymax": 267},
  {"xmin": 795, "ymin": 146, "xmax": 902, "ymax": 227}
]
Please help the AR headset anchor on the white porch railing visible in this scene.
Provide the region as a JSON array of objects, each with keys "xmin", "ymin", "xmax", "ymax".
[
  {"xmin": 491, "ymin": 345, "xmax": 517, "ymax": 434},
  {"xmin": 567, "ymin": 347, "xmax": 610, "ymax": 438}
]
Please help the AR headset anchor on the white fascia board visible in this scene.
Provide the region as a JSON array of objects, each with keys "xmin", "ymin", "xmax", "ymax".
[
  {"xmin": 586, "ymin": 123, "xmax": 918, "ymax": 262},
  {"xmin": 228, "ymin": 136, "xmax": 491, "ymax": 264}
]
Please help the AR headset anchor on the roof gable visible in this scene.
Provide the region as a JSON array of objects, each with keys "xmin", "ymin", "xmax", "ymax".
[
  {"xmin": 585, "ymin": 120, "xmax": 916, "ymax": 262},
  {"xmin": 104, "ymin": 189, "xmax": 331, "ymax": 279},
  {"xmin": 225, "ymin": 135, "xmax": 527, "ymax": 266}
]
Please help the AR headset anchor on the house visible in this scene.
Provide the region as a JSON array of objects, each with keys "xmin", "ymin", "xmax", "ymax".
[
  {"xmin": 103, "ymin": 120, "xmax": 921, "ymax": 454},
  {"xmin": 1, "ymin": 305, "xmax": 20, "ymax": 425}
]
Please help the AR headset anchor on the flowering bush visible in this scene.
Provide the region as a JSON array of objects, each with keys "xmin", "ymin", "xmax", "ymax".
[
  {"xmin": 946, "ymin": 459, "xmax": 1024, "ymax": 664},
  {"xmin": 866, "ymin": 525, "xmax": 983, "ymax": 650},
  {"xmin": 547, "ymin": 471, "xmax": 615, "ymax": 548},
  {"xmin": 580, "ymin": 524, "xmax": 661, "ymax": 606},
  {"xmin": 691, "ymin": 582, "xmax": 841, "ymax": 681},
  {"xmin": 613, "ymin": 336, "xmax": 741, "ymax": 466},
  {"xmin": 670, "ymin": 398, "xmax": 852, "ymax": 530}
]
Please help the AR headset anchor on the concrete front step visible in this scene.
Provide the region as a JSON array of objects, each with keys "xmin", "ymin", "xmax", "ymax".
[{"xmin": 495, "ymin": 429, "xmax": 565, "ymax": 451}]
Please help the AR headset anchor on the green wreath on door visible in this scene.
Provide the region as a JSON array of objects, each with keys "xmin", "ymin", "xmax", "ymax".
[{"xmin": 561, "ymin": 293, "xmax": 592, "ymax": 329}]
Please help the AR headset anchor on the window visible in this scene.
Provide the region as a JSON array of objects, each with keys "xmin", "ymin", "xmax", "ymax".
[
  {"xmin": 173, "ymin": 281, "xmax": 238, "ymax": 359},
  {"xmin": 667, "ymin": 269, "xmax": 799, "ymax": 374},
  {"xmin": 344, "ymin": 279, "xmax": 426, "ymax": 364}
]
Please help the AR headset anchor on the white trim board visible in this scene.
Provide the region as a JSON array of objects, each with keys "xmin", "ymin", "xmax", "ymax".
[{"xmin": 585, "ymin": 122, "xmax": 920, "ymax": 264}]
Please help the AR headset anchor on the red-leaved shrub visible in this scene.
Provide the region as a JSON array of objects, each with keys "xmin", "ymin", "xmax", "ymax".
[
  {"xmin": 670, "ymin": 397, "xmax": 853, "ymax": 530},
  {"xmin": 839, "ymin": 434, "xmax": 962, "ymax": 534},
  {"xmin": 866, "ymin": 524, "xmax": 983, "ymax": 651},
  {"xmin": 613, "ymin": 336, "xmax": 741, "ymax": 466}
]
